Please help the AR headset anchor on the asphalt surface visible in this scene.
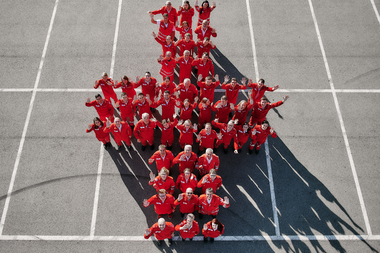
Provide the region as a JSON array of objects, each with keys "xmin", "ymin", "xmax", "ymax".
[{"xmin": 0, "ymin": 0, "xmax": 380, "ymax": 252}]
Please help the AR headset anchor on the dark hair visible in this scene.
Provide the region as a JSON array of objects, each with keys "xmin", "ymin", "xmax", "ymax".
[
  {"xmin": 164, "ymin": 90, "xmax": 170, "ymax": 95},
  {"xmin": 93, "ymin": 117, "xmax": 103, "ymax": 129},
  {"xmin": 200, "ymin": 1, "xmax": 210, "ymax": 14},
  {"xmin": 221, "ymin": 95, "xmax": 227, "ymax": 100},
  {"xmin": 258, "ymin": 78, "xmax": 265, "ymax": 84},
  {"xmin": 165, "ymin": 76, "xmax": 171, "ymax": 81},
  {"xmin": 261, "ymin": 97, "xmax": 268, "ymax": 102},
  {"xmin": 243, "ymin": 122, "xmax": 249, "ymax": 127},
  {"xmin": 184, "ymin": 1, "xmax": 191, "ymax": 9},
  {"xmin": 211, "ymin": 218, "xmax": 224, "ymax": 233},
  {"xmin": 261, "ymin": 120, "xmax": 269, "ymax": 125},
  {"xmin": 95, "ymin": 94, "xmax": 102, "ymax": 99},
  {"xmin": 202, "ymin": 52, "xmax": 209, "ymax": 57},
  {"xmin": 138, "ymin": 92, "xmax": 144, "ymax": 97},
  {"xmin": 163, "ymin": 13, "xmax": 169, "ymax": 18}
]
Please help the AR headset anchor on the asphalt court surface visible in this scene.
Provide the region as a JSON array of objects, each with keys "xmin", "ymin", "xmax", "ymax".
[{"xmin": 0, "ymin": 0, "xmax": 380, "ymax": 252}]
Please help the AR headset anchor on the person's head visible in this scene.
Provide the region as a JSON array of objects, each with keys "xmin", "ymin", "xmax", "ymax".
[
  {"xmin": 184, "ymin": 78, "xmax": 190, "ymax": 88},
  {"xmin": 205, "ymin": 148, "xmax": 213, "ymax": 159},
  {"xmin": 145, "ymin": 72, "xmax": 151, "ymax": 81},
  {"xmin": 95, "ymin": 94, "xmax": 103, "ymax": 104},
  {"xmin": 184, "ymin": 168, "xmax": 191, "ymax": 179},
  {"xmin": 183, "ymin": 98, "xmax": 190, "ymax": 108},
  {"xmin": 158, "ymin": 217, "xmax": 166, "ymax": 230},
  {"xmin": 203, "ymin": 37, "xmax": 210, "ymax": 45},
  {"xmin": 205, "ymin": 188, "xmax": 213, "ymax": 199},
  {"xmin": 184, "ymin": 120, "xmax": 192, "ymax": 130},
  {"xmin": 202, "ymin": 19, "xmax": 208, "ymax": 28},
  {"xmin": 163, "ymin": 90, "xmax": 170, "ymax": 100},
  {"xmin": 121, "ymin": 92, "xmax": 128, "ymax": 101},
  {"xmin": 138, "ymin": 93, "xmax": 145, "ymax": 102},
  {"xmin": 258, "ymin": 78, "xmax": 265, "ymax": 89},
  {"xmin": 237, "ymin": 100, "xmax": 247, "ymax": 110},
  {"xmin": 202, "ymin": 52, "xmax": 209, "ymax": 61},
  {"xmin": 184, "ymin": 145, "xmax": 192, "ymax": 155},
  {"xmin": 165, "ymin": 51, "xmax": 172, "ymax": 60},
  {"xmin": 242, "ymin": 122, "xmax": 249, "ymax": 132},
  {"xmin": 184, "ymin": 33, "xmax": 191, "ymax": 42},
  {"xmin": 182, "ymin": 21, "xmax": 189, "ymax": 29},
  {"xmin": 165, "ymin": 36, "xmax": 172, "ymax": 45},
  {"xmin": 260, "ymin": 97, "xmax": 268, "ymax": 108},
  {"xmin": 202, "ymin": 97, "xmax": 210, "ymax": 106},
  {"xmin": 209, "ymin": 169, "xmax": 217, "ymax": 180},
  {"xmin": 162, "ymin": 119, "xmax": 169, "ymax": 128},
  {"xmin": 164, "ymin": 76, "xmax": 171, "ymax": 85},
  {"xmin": 122, "ymin": 75, "xmax": 129, "ymax": 84},
  {"xmin": 261, "ymin": 120, "xmax": 269, "ymax": 130},
  {"xmin": 142, "ymin": 112, "xmax": 150, "ymax": 124},
  {"xmin": 227, "ymin": 120, "xmax": 235, "ymax": 131},
  {"xmin": 183, "ymin": 1, "xmax": 191, "ymax": 10},
  {"xmin": 186, "ymin": 213, "xmax": 195, "ymax": 223},
  {"xmin": 205, "ymin": 76, "xmax": 212, "ymax": 86},
  {"xmin": 165, "ymin": 1, "xmax": 172, "ymax": 8},
  {"xmin": 158, "ymin": 189, "xmax": 167, "ymax": 201},
  {"xmin": 114, "ymin": 117, "xmax": 121, "ymax": 128},
  {"xmin": 231, "ymin": 78, "xmax": 237, "ymax": 87},
  {"xmin": 184, "ymin": 50, "xmax": 190, "ymax": 59},
  {"xmin": 211, "ymin": 218, "xmax": 224, "ymax": 233},
  {"xmin": 102, "ymin": 72, "xmax": 108, "ymax": 81},
  {"xmin": 185, "ymin": 187, "xmax": 193, "ymax": 199},
  {"xmin": 163, "ymin": 13, "xmax": 169, "ymax": 23},
  {"xmin": 201, "ymin": 0, "xmax": 210, "ymax": 9},
  {"xmin": 93, "ymin": 117, "xmax": 103, "ymax": 128},
  {"xmin": 159, "ymin": 144, "xmax": 166, "ymax": 156},
  {"xmin": 159, "ymin": 167, "xmax": 169, "ymax": 181},
  {"xmin": 220, "ymin": 95, "xmax": 227, "ymax": 106},
  {"xmin": 205, "ymin": 123, "xmax": 211, "ymax": 134}
]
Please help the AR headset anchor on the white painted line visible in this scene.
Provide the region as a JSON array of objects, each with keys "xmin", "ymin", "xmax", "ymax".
[
  {"xmin": 245, "ymin": 0, "xmax": 259, "ymax": 80},
  {"xmin": 0, "ymin": 234, "xmax": 379, "ymax": 241},
  {"xmin": 89, "ymin": 0, "xmax": 123, "ymax": 238},
  {"xmin": 0, "ymin": 0, "xmax": 60, "ymax": 236},
  {"xmin": 308, "ymin": 0, "xmax": 372, "ymax": 235},
  {"xmin": 370, "ymin": 0, "xmax": 380, "ymax": 25}
]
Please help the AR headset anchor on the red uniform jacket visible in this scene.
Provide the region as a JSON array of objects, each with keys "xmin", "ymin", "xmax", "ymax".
[
  {"xmin": 177, "ymin": 56, "xmax": 194, "ymax": 82},
  {"xmin": 202, "ymin": 221, "xmax": 224, "ymax": 238},
  {"xmin": 86, "ymin": 123, "xmax": 109, "ymax": 143},
  {"xmin": 114, "ymin": 81, "xmax": 136, "ymax": 98},
  {"xmin": 178, "ymin": 101, "xmax": 197, "ymax": 121},
  {"xmin": 104, "ymin": 122, "xmax": 132, "ymax": 145},
  {"xmin": 177, "ymin": 7, "xmax": 195, "ymax": 28},
  {"xmin": 175, "ymin": 220, "xmax": 199, "ymax": 239},
  {"xmin": 152, "ymin": 7, "xmax": 178, "ymax": 24},
  {"xmin": 132, "ymin": 99, "xmax": 152, "ymax": 119},
  {"xmin": 198, "ymin": 81, "xmax": 219, "ymax": 102},
  {"xmin": 174, "ymin": 193, "xmax": 199, "ymax": 213},
  {"xmin": 212, "ymin": 100, "xmax": 232, "ymax": 124},
  {"xmin": 175, "ymin": 83, "xmax": 199, "ymax": 103},
  {"xmin": 85, "ymin": 99, "xmax": 114, "ymax": 122},
  {"xmin": 195, "ymin": 41, "xmax": 216, "ymax": 58},
  {"xmin": 195, "ymin": 5, "xmax": 216, "ymax": 26},
  {"xmin": 197, "ymin": 174, "xmax": 222, "ymax": 194},
  {"xmin": 173, "ymin": 151, "xmax": 198, "ymax": 173},
  {"xmin": 250, "ymin": 124, "xmax": 277, "ymax": 145},
  {"xmin": 135, "ymin": 77, "xmax": 157, "ymax": 100},
  {"xmin": 233, "ymin": 104, "xmax": 253, "ymax": 125},
  {"xmin": 234, "ymin": 125, "xmax": 251, "ymax": 150},
  {"xmin": 198, "ymin": 194, "xmax": 229, "ymax": 215},
  {"xmin": 94, "ymin": 78, "xmax": 117, "ymax": 102},
  {"xmin": 176, "ymin": 38, "xmax": 195, "ymax": 55},
  {"xmin": 175, "ymin": 173, "xmax": 198, "ymax": 192},
  {"xmin": 117, "ymin": 99, "xmax": 135, "ymax": 123},
  {"xmin": 144, "ymin": 221, "xmax": 175, "ymax": 240},
  {"xmin": 149, "ymin": 150, "xmax": 175, "ymax": 173},
  {"xmin": 196, "ymin": 153, "xmax": 220, "ymax": 175},
  {"xmin": 176, "ymin": 26, "xmax": 193, "ymax": 40},
  {"xmin": 198, "ymin": 103, "xmax": 213, "ymax": 127},
  {"xmin": 156, "ymin": 81, "xmax": 177, "ymax": 96},
  {"xmin": 248, "ymin": 83, "xmax": 276, "ymax": 104},
  {"xmin": 146, "ymin": 194, "xmax": 175, "ymax": 215},
  {"xmin": 192, "ymin": 58, "xmax": 214, "ymax": 78},
  {"xmin": 133, "ymin": 120, "xmax": 156, "ymax": 144},
  {"xmin": 194, "ymin": 25, "xmax": 217, "ymax": 41},
  {"xmin": 212, "ymin": 120, "xmax": 238, "ymax": 147},
  {"xmin": 156, "ymin": 19, "xmax": 175, "ymax": 41},
  {"xmin": 221, "ymin": 83, "xmax": 247, "ymax": 105},
  {"xmin": 156, "ymin": 118, "xmax": 178, "ymax": 145},
  {"xmin": 152, "ymin": 97, "xmax": 177, "ymax": 121},
  {"xmin": 196, "ymin": 129, "xmax": 218, "ymax": 149},
  {"xmin": 251, "ymin": 100, "xmax": 283, "ymax": 122},
  {"xmin": 155, "ymin": 37, "xmax": 176, "ymax": 57},
  {"xmin": 158, "ymin": 57, "xmax": 177, "ymax": 78},
  {"xmin": 149, "ymin": 175, "xmax": 175, "ymax": 195},
  {"xmin": 176, "ymin": 125, "xmax": 196, "ymax": 146}
]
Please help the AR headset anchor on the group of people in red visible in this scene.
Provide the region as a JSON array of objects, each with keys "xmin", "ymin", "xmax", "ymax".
[{"xmin": 84, "ymin": 0, "xmax": 290, "ymax": 246}]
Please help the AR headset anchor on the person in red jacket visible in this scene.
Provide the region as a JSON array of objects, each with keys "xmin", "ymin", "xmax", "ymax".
[
  {"xmin": 196, "ymin": 123, "xmax": 219, "ymax": 153},
  {"xmin": 149, "ymin": 12, "xmax": 175, "ymax": 41},
  {"xmin": 153, "ymin": 32, "xmax": 176, "ymax": 57},
  {"xmin": 195, "ymin": 0, "xmax": 216, "ymax": 26},
  {"xmin": 175, "ymin": 213, "xmax": 199, "ymax": 241},
  {"xmin": 149, "ymin": 168, "xmax": 175, "ymax": 195},
  {"xmin": 149, "ymin": 1, "xmax": 178, "ymax": 25},
  {"xmin": 176, "ymin": 119, "xmax": 197, "ymax": 149},
  {"xmin": 135, "ymin": 72, "xmax": 158, "ymax": 103},
  {"xmin": 176, "ymin": 50, "xmax": 194, "ymax": 83},
  {"xmin": 173, "ymin": 145, "xmax": 198, "ymax": 173},
  {"xmin": 212, "ymin": 119, "xmax": 238, "ymax": 154},
  {"xmin": 249, "ymin": 95, "xmax": 289, "ymax": 127},
  {"xmin": 175, "ymin": 21, "xmax": 193, "ymax": 41},
  {"xmin": 94, "ymin": 72, "xmax": 118, "ymax": 104},
  {"xmin": 249, "ymin": 120, "xmax": 277, "ymax": 154},
  {"xmin": 202, "ymin": 218, "xmax": 224, "ymax": 243},
  {"xmin": 175, "ymin": 78, "xmax": 199, "ymax": 103},
  {"xmin": 197, "ymin": 169, "xmax": 222, "ymax": 194},
  {"xmin": 233, "ymin": 122, "xmax": 251, "ymax": 154},
  {"xmin": 113, "ymin": 75, "xmax": 136, "ymax": 99},
  {"xmin": 196, "ymin": 148, "xmax": 219, "ymax": 176},
  {"xmin": 104, "ymin": 117, "xmax": 132, "ymax": 151},
  {"xmin": 85, "ymin": 94, "xmax": 114, "ymax": 122},
  {"xmin": 156, "ymin": 77, "xmax": 177, "ymax": 97},
  {"xmin": 176, "ymin": 168, "xmax": 198, "ymax": 193},
  {"xmin": 194, "ymin": 20, "xmax": 217, "ymax": 42},
  {"xmin": 115, "ymin": 93, "xmax": 135, "ymax": 128},
  {"xmin": 175, "ymin": 33, "xmax": 195, "ymax": 56},
  {"xmin": 176, "ymin": 98, "xmax": 198, "ymax": 121},
  {"xmin": 198, "ymin": 97, "xmax": 214, "ymax": 129},
  {"xmin": 86, "ymin": 117, "xmax": 111, "ymax": 149},
  {"xmin": 195, "ymin": 37, "xmax": 216, "ymax": 59},
  {"xmin": 156, "ymin": 115, "xmax": 178, "ymax": 149},
  {"xmin": 149, "ymin": 145, "xmax": 175, "ymax": 173},
  {"xmin": 213, "ymin": 95, "xmax": 234, "ymax": 123},
  {"xmin": 144, "ymin": 218, "xmax": 175, "ymax": 246},
  {"xmin": 143, "ymin": 189, "xmax": 176, "ymax": 219},
  {"xmin": 152, "ymin": 91, "xmax": 177, "ymax": 122},
  {"xmin": 233, "ymin": 100, "xmax": 253, "ymax": 126},
  {"xmin": 221, "ymin": 75, "xmax": 248, "ymax": 105},
  {"xmin": 198, "ymin": 188, "xmax": 229, "ymax": 219},
  {"xmin": 177, "ymin": 1, "xmax": 195, "ymax": 29},
  {"xmin": 192, "ymin": 52, "xmax": 214, "ymax": 81},
  {"xmin": 197, "ymin": 74, "xmax": 220, "ymax": 102},
  {"xmin": 174, "ymin": 188, "xmax": 199, "ymax": 217},
  {"xmin": 132, "ymin": 93, "xmax": 153, "ymax": 119},
  {"xmin": 133, "ymin": 113, "xmax": 157, "ymax": 150},
  {"xmin": 157, "ymin": 52, "xmax": 177, "ymax": 82},
  {"xmin": 248, "ymin": 78, "xmax": 279, "ymax": 104}
]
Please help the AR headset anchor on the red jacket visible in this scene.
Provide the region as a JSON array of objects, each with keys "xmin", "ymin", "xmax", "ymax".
[
  {"xmin": 197, "ymin": 174, "xmax": 222, "ymax": 194},
  {"xmin": 156, "ymin": 19, "xmax": 175, "ymax": 41},
  {"xmin": 177, "ymin": 56, "xmax": 194, "ymax": 82},
  {"xmin": 198, "ymin": 194, "xmax": 229, "ymax": 215},
  {"xmin": 202, "ymin": 221, "xmax": 224, "ymax": 238},
  {"xmin": 158, "ymin": 57, "xmax": 177, "ymax": 78},
  {"xmin": 146, "ymin": 194, "xmax": 175, "ymax": 215},
  {"xmin": 212, "ymin": 120, "xmax": 238, "ymax": 146},
  {"xmin": 251, "ymin": 100, "xmax": 283, "ymax": 121},
  {"xmin": 176, "ymin": 125, "xmax": 196, "ymax": 146},
  {"xmin": 198, "ymin": 103, "xmax": 213, "ymax": 127},
  {"xmin": 104, "ymin": 122, "xmax": 132, "ymax": 145},
  {"xmin": 149, "ymin": 175, "xmax": 175, "ymax": 195},
  {"xmin": 133, "ymin": 119, "xmax": 156, "ymax": 143},
  {"xmin": 152, "ymin": 7, "xmax": 178, "ymax": 24},
  {"xmin": 133, "ymin": 99, "xmax": 152, "ymax": 119},
  {"xmin": 156, "ymin": 118, "xmax": 178, "ymax": 145},
  {"xmin": 94, "ymin": 78, "xmax": 116, "ymax": 101},
  {"xmin": 175, "ymin": 220, "xmax": 199, "ymax": 239},
  {"xmin": 233, "ymin": 103, "xmax": 253, "ymax": 125},
  {"xmin": 156, "ymin": 81, "xmax": 177, "ymax": 96},
  {"xmin": 192, "ymin": 58, "xmax": 214, "ymax": 78},
  {"xmin": 196, "ymin": 129, "xmax": 218, "ymax": 149},
  {"xmin": 86, "ymin": 122, "xmax": 109, "ymax": 142},
  {"xmin": 198, "ymin": 81, "xmax": 219, "ymax": 102},
  {"xmin": 177, "ymin": 7, "xmax": 195, "ymax": 28},
  {"xmin": 174, "ymin": 193, "xmax": 199, "ymax": 213},
  {"xmin": 234, "ymin": 125, "xmax": 251, "ymax": 150},
  {"xmin": 173, "ymin": 151, "xmax": 198, "ymax": 173},
  {"xmin": 221, "ymin": 83, "xmax": 247, "ymax": 105},
  {"xmin": 135, "ymin": 77, "xmax": 157, "ymax": 100},
  {"xmin": 248, "ymin": 83, "xmax": 276, "ymax": 103},
  {"xmin": 152, "ymin": 97, "xmax": 177, "ymax": 122},
  {"xmin": 155, "ymin": 37, "xmax": 176, "ymax": 57},
  {"xmin": 114, "ymin": 81, "xmax": 136, "ymax": 98},
  {"xmin": 250, "ymin": 124, "xmax": 277, "ymax": 144},
  {"xmin": 175, "ymin": 83, "xmax": 199, "ymax": 103},
  {"xmin": 212, "ymin": 100, "xmax": 232, "ymax": 123},
  {"xmin": 195, "ymin": 41, "xmax": 216, "ymax": 58},
  {"xmin": 175, "ymin": 173, "xmax": 198, "ymax": 192},
  {"xmin": 194, "ymin": 25, "xmax": 217, "ymax": 41},
  {"xmin": 196, "ymin": 153, "xmax": 219, "ymax": 175},
  {"xmin": 149, "ymin": 150, "xmax": 175, "ymax": 172},
  {"xmin": 85, "ymin": 99, "xmax": 114, "ymax": 121},
  {"xmin": 176, "ymin": 39, "xmax": 195, "ymax": 56},
  {"xmin": 117, "ymin": 99, "xmax": 135, "ymax": 123},
  {"xmin": 144, "ymin": 221, "xmax": 175, "ymax": 240},
  {"xmin": 195, "ymin": 5, "xmax": 216, "ymax": 25},
  {"xmin": 178, "ymin": 101, "xmax": 197, "ymax": 121}
]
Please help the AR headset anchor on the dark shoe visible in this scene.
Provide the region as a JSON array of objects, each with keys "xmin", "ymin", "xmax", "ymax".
[
  {"xmin": 210, "ymin": 237, "xmax": 214, "ymax": 243},
  {"xmin": 249, "ymin": 148, "xmax": 253, "ymax": 154},
  {"xmin": 127, "ymin": 145, "xmax": 132, "ymax": 151},
  {"xmin": 197, "ymin": 150, "xmax": 201, "ymax": 156},
  {"xmin": 213, "ymin": 148, "xmax": 217, "ymax": 153},
  {"xmin": 182, "ymin": 237, "xmax": 185, "ymax": 241},
  {"xmin": 180, "ymin": 212, "xmax": 184, "ymax": 218},
  {"xmin": 189, "ymin": 238, "xmax": 193, "ymax": 241},
  {"xmin": 223, "ymin": 148, "xmax": 228, "ymax": 154},
  {"xmin": 150, "ymin": 108, "xmax": 156, "ymax": 113},
  {"xmin": 142, "ymin": 145, "xmax": 146, "ymax": 151},
  {"xmin": 130, "ymin": 125, "xmax": 135, "ymax": 131},
  {"xmin": 203, "ymin": 236, "xmax": 208, "ymax": 242},
  {"xmin": 104, "ymin": 144, "xmax": 108, "ymax": 149},
  {"xmin": 168, "ymin": 238, "xmax": 173, "ymax": 246},
  {"xmin": 117, "ymin": 145, "xmax": 123, "ymax": 151},
  {"xmin": 199, "ymin": 213, "xmax": 203, "ymax": 219},
  {"xmin": 255, "ymin": 148, "xmax": 259, "ymax": 154},
  {"xmin": 150, "ymin": 144, "xmax": 154, "ymax": 150},
  {"xmin": 168, "ymin": 213, "xmax": 172, "ymax": 219},
  {"xmin": 157, "ymin": 240, "xmax": 162, "ymax": 246},
  {"xmin": 212, "ymin": 215, "xmax": 216, "ymax": 219},
  {"xmin": 167, "ymin": 145, "xmax": 172, "ymax": 150},
  {"xmin": 106, "ymin": 142, "xmax": 112, "ymax": 148}
]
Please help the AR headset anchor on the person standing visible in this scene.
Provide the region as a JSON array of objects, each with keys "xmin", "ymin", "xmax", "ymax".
[
  {"xmin": 144, "ymin": 218, "xmax": 175, "ymax": 246},
  {"xmin": 85, "ymin": 94, "xmax": 114, "ymax": 122},
  {"xmin": 196, "ymin": 148, "xmax": 219, "ymax": 176},
  {"xmin": 175, "ymin": 213, "xmax": 199, "ymax": 241},
  {"xmin": 148, "ymin": 145, "xmax": 175, "ymax": 173},
  {"xmin": 177, "ymin": 1, "xmax": 195, "ymax": 29},
  {"xmin": 196, "ymin": 123, "xmax": 218, "ymax": 153},
  {"xmin": 249, "ymin": 120, "xmax": 277, "ymax": 154},
  {"xmin": 86, "ymin": 117, "xmax": 111, "ymax": 149},
  {"xmin": 173, "ymin": 145, "xmax": 198, "ymax": 173},
  {"xmin": 202, "ymin": 218, "xmax": 224, "ymax": 243},
  {"xmin": 104, "ymin": 117, "xmax": 132, "ymax": 151},
  {"xmin": 212, "ymin": 119, "xmax": 238, "ymax": 154},
  {"xmin": 249, "ymin": 96, "xmax": 289, "ymax": 127},
  {"xmin": 94, "ymin": 72, "xmax": 118, "ymax": 104},
  {"xmin": 198, "ymin": 188, "xmax": 229, "ymax": 218},
  {"xmin": 194, "ymin": 0, "xmax": 216, "ymax": 26},
  {"xmin": 197, "ymin": 169, "xmax": 222, "ymax": 194},
  {"xmin": 174, "ymin": 188, "xmax": 199, "ymax": 217},
  {"xmin": 149, "ymin": 168, "xmax": 175, "ymax": 195},
  {"xmin": 133, "ymin": 113, "xmax": 157, "ymax": 150},
  {"xmin": 143, "ymin": 189, "xmax": 176, "ymax": 219},
  {"xmin": 248, "ymin": 78, "xmax": 279, "ymax": 104},
  {"xmin": 115, "ymin": 93, "xmax": 135, "ymax": 128},
  {"xmin": 176, "ymin": 168, "xmax": 198, "ymax": 193}
]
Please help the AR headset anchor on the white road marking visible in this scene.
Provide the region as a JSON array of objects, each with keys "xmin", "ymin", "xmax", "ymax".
[
  {"xmin": 308, "ymin": 0, "xmax": 372, "ymax": 235},
  {"xmin": 0, "ymin": 0, "xmax": 60, "ymax": 236},
  {"xmin": 370, "ymin": 0, "xmax": 380, "ymax": 25},
  {"xmin": 245, "ymin": 0, "xmax": 259, "ymax": 80}
]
